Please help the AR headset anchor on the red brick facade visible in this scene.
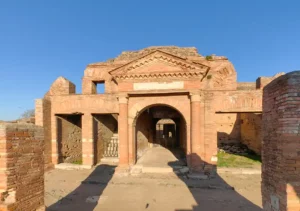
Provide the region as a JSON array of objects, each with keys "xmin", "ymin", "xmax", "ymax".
[
  {"xmin": 35, "ymin": 46, "xmax": 281, "ymax": 174},
  {"xmin": 262, "ymin": 71, "xmax": 300, "ymax": 211},
  {"xmin": 0, "ymin": 123, "xmax": 44, "ymax": 211}
]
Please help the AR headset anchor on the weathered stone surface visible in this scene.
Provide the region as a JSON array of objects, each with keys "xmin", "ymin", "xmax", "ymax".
[{"xmin": 57, "ymin": 115, "xmax": 82, "ymax": 163}]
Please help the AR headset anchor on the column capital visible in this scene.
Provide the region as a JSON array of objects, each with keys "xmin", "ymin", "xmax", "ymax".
[
  {"xmin": 190, "ymin": 92, "xmax": 203, "ymax": 102},
  {"xmin": 118, "ymin": 94, "xmax": 129, "ymax": 104}
]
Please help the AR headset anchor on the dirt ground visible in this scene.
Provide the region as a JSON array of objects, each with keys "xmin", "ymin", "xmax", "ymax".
[{"xmin": 45, "ymin": 165, "xmax": 262, "ymax": 211}]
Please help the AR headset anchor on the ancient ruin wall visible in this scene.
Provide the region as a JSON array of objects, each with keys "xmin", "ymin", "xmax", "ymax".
[
  {"xmin": 0, "ymin": 123, "xmax": 44, "ymax": 211},
  {"xmin": 57, "ymin": 115, "xmax": 82, "ymax": 163},
  {"xmin": 216, "ymin": 113, "xmax": 241, "ymax": 145},
  {"xmin": 262, "ymin": 71, "xmax": 300, "ymax": 211},
  {"xmin": 240, "ymin": 113, "xmax": 262, "ymax": 155},
  {"xmin": 136, "ymin": 111, "xmax": 152, "ymax": 159}
]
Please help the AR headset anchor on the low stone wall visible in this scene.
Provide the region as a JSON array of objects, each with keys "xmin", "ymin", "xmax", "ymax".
[
  {"xmin": 262, "ymin": 71, "xmax": 300, "ymax": 210},
  {"xmin": 0, "ymin": 123, "xmax": 44, "ymax": 211}
]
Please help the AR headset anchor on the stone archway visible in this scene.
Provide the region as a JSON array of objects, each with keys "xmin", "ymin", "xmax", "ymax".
[
  {"xmin": 130, "ymin": 103, "xmax": 189, "ymax": 170},
  {"xmin": 126, "ymin": 95, "xmax": 191, "ymax": 166}
]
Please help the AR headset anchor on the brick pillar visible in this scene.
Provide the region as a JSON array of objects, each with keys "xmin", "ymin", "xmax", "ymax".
[
  {"xmin": 190, "ymin": 93, "xmax": 204, "ymax": 172},
  {"xmin": 82, "ymin": 114, "xmax": 94, "ymax": 166},
  {"xmin": 35, "ymin": 99, "xmax": 44, "ymax": 126},
  {"xmin": 262, "ymin": 71, "xmax": 300, "ymax": 211},
  {"xmin": 51, "ymin": 115, "xmax": 58, "ymax": 164},
  {"xmin": 118, "ymin": 95, "xmax": 129, "ymax": 168}
]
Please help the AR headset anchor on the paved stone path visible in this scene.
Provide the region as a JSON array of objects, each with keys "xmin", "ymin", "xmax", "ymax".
[{"xmin": 45, "ymin": 166, "xmax": 262, "ymax": 211}]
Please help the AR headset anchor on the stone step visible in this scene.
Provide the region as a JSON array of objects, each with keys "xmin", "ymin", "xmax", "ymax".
[{"xmin": 100, "ymin": 157, "xmax": 119, "ymax": 164}]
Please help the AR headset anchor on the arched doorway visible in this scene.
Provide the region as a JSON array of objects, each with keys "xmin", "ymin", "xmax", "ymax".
[{"xmin": 133, "ymin": 105, "xmax": 187, "ymax": 169}]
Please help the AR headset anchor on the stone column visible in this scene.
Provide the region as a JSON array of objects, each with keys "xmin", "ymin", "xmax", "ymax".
[
  {"xmin": 190, "ymin": 93, "xmax": 204, "ymax": 172},
  {"xmin": 51, "ymin": 115, "xmax": 58, "ymax": 164},
  {"xmin": 118, "ymin": 95, "xmax": 129, "ymax": 167},
  {"xmin": 82, "ymin": 113, "xmax": 94, "ymax": 167}
]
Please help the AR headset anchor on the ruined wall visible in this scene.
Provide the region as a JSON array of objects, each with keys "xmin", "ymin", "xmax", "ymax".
[
  {"xmin": 0, "ymin": 123, "xmax": 44, "ymax": 211},
  {"xmin": 216, "ymin": 113, "xmax": 241, "ymax": 145},
  {"xmin": 262, "ymin": 71, "xmax": 300, "ymax": 211},
  {"xmin": 136, "ymin": 111, "xmax": 153, "ymax": 159},
  {"xmin": 213, "ymin": 90, "xmax": 263, "ymax": 112},
  {"xmin": 57, "ymin": 115, "xmax": 82, "ymax": 163},
  {"xmin": 49, "ymin": 94, "xmax": 118, "ymax": 114},
  {"xmin": 93, "ymin": 114, "xmax": 118, "ymax": 162},
  {"xmin": 240, "ymin": 113, "xmax": 262, "ymax": 155},
  {"xmin": 35, "ymin": 98, "xmax": 52, "ymax": 170}
]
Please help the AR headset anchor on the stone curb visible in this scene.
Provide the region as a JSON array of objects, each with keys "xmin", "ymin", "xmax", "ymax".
[{"xmin": 217, "ymin": 167, "xmax": 261, "ymax": 175}]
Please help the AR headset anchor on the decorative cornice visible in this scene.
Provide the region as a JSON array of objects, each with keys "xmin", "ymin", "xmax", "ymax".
[
  {"xmin": 109, "ymin": 50, "xmax": 210, "ymax": 81},
  {"xmin": 114, "ymin": 71, "xmax": 206, "ymax": 80}
]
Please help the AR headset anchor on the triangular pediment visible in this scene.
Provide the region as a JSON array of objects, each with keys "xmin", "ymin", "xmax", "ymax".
[{"xmin": 109, "ymin": 50, "xmax": 210, "ymax": 80}]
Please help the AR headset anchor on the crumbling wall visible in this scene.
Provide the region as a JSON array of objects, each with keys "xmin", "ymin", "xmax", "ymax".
[
  {"xmin": 240, "ymin": 113, "xmax": 262, "ymax": 155},
  {"xmin": 136, "ymin": 111, "xmax": 153, "ymax": 159},
  {"xmin": 0, "ymin": 123, "xmax": 44, "ymax": 211},
  {"xmin": 93, "ymin": 114, "xmax": 118, "ymax": 162},
  {"xmin": 57, "ymin": 115, "xmax": 82, "ymax": 163},
  {"xmin": 216, "ymin": 113, "xmax": 241, "ymax": 145},
  {"xmin": 262, "ymin": 71, "xmax": 300, "ymax": 211}
]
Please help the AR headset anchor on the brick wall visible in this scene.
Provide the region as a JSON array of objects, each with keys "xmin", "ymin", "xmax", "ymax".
[
  {"xmin": 35, "ymin": 98, "xmax": 52, "ymax": 170},
  {"xmin": 262, "ymin": 71, "xmax": 300, "ymax": 211},
  {"xmin": 240, "ymin": 113, "xmax": 262, "ymax": 155},
  {"xmin": 216, "ymin": 113, "xmax": 241, "ymax": 145},
  {"xmin": 136, "ymin": 111, "xmax": 152, "ymax": 159},
  {"xmin": 57, "ymin": 115, "xmax": 82, "ymax": 163},
  {"xmin": 0, "ymin": 123, "xmax": 44, "ymax": 211}
]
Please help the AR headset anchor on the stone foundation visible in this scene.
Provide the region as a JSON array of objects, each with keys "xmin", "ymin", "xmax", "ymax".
[
  {"xmin": 262, "ymin": 71, "xmax": 300, "ymax": 211},
  {"xmin": 0, "ymin": 123, "xmax": 44, "ymax": 211}
]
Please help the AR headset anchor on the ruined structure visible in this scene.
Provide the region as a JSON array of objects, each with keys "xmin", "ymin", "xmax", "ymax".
[
  {"xmin": 0, "ymin": 123, "xmax": 44, "ymax": 211},
  {"xmin": 262, "ymin": 71, "xmax": 300, "ymax": 210},
  {"xmin": 35, "ymin": 46, "xmax": 282, "ymax": 173}
]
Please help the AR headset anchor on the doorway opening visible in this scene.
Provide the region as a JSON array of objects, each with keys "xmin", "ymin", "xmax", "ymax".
[
  {"xmin": 134, "ymin": 105, "xmax": 187, "ymax": 168},
  {"xmin": 56, "ymin": 114, "xmax": 82, "ymax": 164}
]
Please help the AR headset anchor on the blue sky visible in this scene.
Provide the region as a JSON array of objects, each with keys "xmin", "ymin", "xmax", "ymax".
[{"xmin": 0, "ymin": 0, "xmax": 300, "ymax": 120}]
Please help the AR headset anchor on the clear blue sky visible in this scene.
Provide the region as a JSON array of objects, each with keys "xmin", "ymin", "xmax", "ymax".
[{"xmin": 0, "ymin": 0, "xmax": 300, "ymax": 120}]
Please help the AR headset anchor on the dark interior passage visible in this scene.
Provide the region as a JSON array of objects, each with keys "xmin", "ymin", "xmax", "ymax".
[{"xmin": 135, "ymin": 106, "xmax": 187, "ymax": 164}]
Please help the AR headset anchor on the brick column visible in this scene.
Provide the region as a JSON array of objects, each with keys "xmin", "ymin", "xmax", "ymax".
[
  {"xmin": 262, "ymin": 71, "xmax": 300, "ymax": 211},
  {"xmin": 51, "ymin": 115, "xmax": 58, "ymax": 164},
  {"xmin": 82, "ymin": 113, "xmax": 94, "ymax": 167},
  {"xmin": 118, "ymin": 95, "xmax": 129, "ymax": 167},
  {"xmin": 190, "ymin": 93, "xmax": 204, "ymax": 172}
]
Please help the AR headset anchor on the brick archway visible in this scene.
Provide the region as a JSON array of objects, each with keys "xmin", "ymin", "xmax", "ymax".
[{"xmin": 127, "ymin": 98, "xmax": 191, "ymax": 166}]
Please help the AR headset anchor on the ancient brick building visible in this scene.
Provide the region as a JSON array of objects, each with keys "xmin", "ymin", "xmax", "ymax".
[{"xmin": 35, "ymin": 46, "xmax": 282, "ymax": 173}]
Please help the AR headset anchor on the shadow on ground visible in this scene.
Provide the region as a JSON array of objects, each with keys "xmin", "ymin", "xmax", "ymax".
[
  {"xmin": 46, "ymin": 151, "xmax": 262, "ymax": 211},
  {"xmin": 170, "ymin": 152, "xmax": 262, "ymax": 211},
  {"xmin": 46, "ymin": 165, "xmax": 116, "ymax": 211}
]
